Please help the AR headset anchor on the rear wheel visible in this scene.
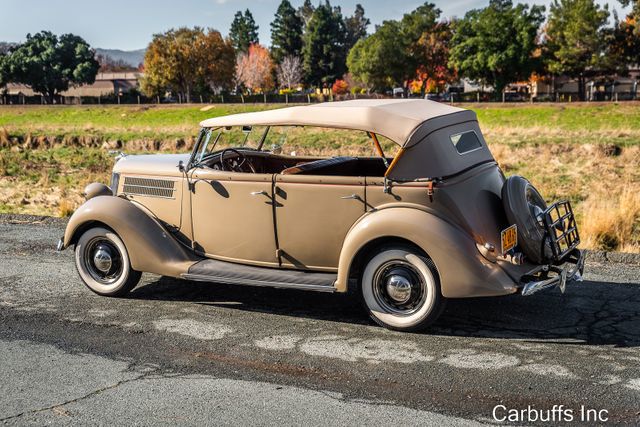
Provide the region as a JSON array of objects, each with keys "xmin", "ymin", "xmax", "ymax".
[
  {"xmin": 74, "ymin": 227, "xmax": 141, "ymax": 297},
  {"xmin": 360, "ymin": 247, "xmax": 445, "ymax": 332}
]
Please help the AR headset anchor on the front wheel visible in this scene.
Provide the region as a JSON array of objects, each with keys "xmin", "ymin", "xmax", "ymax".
[
  {"xmin": 74, "ymin": 227, "xmax": 141, "ymax": 297},
  {"xmin": 361, "ymin": 247, "xmax": 445, "ymax": 332}
]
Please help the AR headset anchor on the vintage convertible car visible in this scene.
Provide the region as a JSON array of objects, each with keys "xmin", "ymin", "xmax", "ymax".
[{"xmin": 57, "ymin": 99, "xmax": 584, "ymax": 331}]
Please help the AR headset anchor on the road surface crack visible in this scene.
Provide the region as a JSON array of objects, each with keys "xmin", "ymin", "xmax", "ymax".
[{"xmin": 0, "ymin": 366, "xmax": 161, "ymax": 423}]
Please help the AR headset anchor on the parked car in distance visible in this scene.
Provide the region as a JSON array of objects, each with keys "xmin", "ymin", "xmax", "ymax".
[
  {"xmin": 424, "ymin": 93, "xmax": 444, "ymax": 102},
  {"xmin": 57, "ymin": 99, "xmax": 584, "ymax": 332}
]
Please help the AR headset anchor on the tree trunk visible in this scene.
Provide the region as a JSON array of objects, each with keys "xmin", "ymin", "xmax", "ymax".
[
  {"xmin": 403, "ymin": 76, "xmax": 411, "ymax": 98},
  {"xmin": 578, "ymin": 76, "xmax": 585, "ymax": 102}
]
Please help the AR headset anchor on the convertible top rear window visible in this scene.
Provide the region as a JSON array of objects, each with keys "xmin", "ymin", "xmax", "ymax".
[{"xmin": 450, "ymin": 131, "xmax": 482, "ymax": 154}]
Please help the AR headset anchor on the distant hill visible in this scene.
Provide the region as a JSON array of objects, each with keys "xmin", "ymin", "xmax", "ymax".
[
  {"xmin": 95, "ymin": 48, "xmax": 146, "ymax": 68},
  {"xmin": 0, "ymin": 42, "xmax": 18, "ymax": 54}
]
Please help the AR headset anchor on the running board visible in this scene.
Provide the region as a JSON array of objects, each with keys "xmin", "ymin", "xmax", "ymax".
[{"xmin": 182, "ymin": 258, "xmax": 337, "ymax": 292}]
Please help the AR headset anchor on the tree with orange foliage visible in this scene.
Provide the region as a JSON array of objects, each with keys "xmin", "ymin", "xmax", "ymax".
[
  {"xmin": 235, "ymin": 44, "xmax": 275, "ymax": 93},
  {"xmin": 619, "ymin": 0, "xmax": 640, "ymax": 35},
  {"xmin": 141, "ymin": 27, "xmax": 235, "ymax": 102},
  {"xmin": 603, "ymin": 14, "xmax": 640, "ymax": 75},
  {"xmin": 414, "ymin": 21, "xmax": 457, "ymax": 95},
  {"xmin": 332, "ymin": 79, "xmax": 349, "ymax": 95}
]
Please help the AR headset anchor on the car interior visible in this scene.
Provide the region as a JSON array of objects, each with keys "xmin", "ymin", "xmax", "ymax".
[
  {"xmin": 196, "ymin": 125, "xmax": 394, "ymax": 177},
  {"xmin": 203, "ymin": 149, "xmax": 390, "ymax": 177}
]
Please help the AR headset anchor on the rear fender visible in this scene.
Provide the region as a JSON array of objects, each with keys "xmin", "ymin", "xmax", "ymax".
[
  {"xmin": 62, "ymin": 196, "xmax": 197, "ymax": 277},
  {"xmin": 337, "ymin": 207, "xmax": 517, "ymax": 298}
]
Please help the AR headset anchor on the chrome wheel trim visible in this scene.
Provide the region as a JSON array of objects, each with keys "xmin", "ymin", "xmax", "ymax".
[
  {"xmin": 93, "ymin": 244, "xmax": 113, "ymax": 273},
  {"xmin": 82, "ymin": 237, "xmax": 124, "ymax": 285},
  {"xmin": 362, "ymin": 250, "xmax": 438, "ymax": 329},
  {"xmin": 372, "ymin": 260, "xmax": 426, "ymax": 316},
  {"xmin": 75, "ymin": 227, "xmax": 131, "ymax": 294}
]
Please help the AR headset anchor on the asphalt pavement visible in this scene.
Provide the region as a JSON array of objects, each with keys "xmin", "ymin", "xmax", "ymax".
[{"xmin": 1, "ymin": 215, "xmax": 639, "ymax": 425}]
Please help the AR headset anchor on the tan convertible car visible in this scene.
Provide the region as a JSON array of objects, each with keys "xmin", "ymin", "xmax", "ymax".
[{"xmin": 57, "ymin": 99, "xmax": 584, "ymax": 331}]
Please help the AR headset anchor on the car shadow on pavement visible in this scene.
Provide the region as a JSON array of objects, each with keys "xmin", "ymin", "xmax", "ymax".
[{"xmin": 129, "ymin": 277, "xmax": 640, "ymax": 347}]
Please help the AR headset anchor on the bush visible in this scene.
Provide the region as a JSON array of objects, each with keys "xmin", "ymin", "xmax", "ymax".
[{"xmin": 332, "ymin": 79, "xmax": 349, "ymax": 95}]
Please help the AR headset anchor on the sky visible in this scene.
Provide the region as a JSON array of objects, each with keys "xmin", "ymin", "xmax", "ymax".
[{"xmin": 0, "ymin": 0, "xmax": 629, "ymax": 50}]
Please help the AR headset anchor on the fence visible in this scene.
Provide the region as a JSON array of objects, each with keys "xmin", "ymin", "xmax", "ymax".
[{"xmin": 1, "ymin": 89, "xmax": 638, "ymax": 106}]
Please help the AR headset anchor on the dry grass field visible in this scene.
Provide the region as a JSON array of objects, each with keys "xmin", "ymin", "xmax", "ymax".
[{"xmin": 0, "ymin": 102, "xmax": 638, "ymax": 252}]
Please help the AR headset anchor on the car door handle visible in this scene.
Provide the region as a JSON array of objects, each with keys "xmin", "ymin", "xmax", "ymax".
[
  {"xmin": 250, "ymin": 190, "xmax": 269, "ymax": 196},
  {"xmin": 341, "ymin": 194, "xmax": 361, "ymax": 200}
]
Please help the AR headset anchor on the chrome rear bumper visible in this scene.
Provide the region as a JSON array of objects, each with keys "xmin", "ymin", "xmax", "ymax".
[{"xmin": 520, "ymin": 249, "xmax": 585, "ymax": 296}]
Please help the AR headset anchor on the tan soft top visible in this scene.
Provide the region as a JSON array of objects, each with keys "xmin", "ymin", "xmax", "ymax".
[{"xmin": 199, "ymin": 99, "xmax": 471, "ymax": 146}]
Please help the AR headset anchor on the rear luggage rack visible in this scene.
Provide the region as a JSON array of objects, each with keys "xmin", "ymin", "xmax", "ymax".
[{"xmin": 542, "ymin": 200, "xmax": 580, "ymax": 261}]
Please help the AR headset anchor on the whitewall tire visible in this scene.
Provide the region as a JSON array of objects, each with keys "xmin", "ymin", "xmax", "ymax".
[
  {"xmin": 74, "ymin": 227, "xmax": 141, "ymax": 297},
  {"xmin": 361, "ymin": 247, "xmax": 445, "ymax": 331}
]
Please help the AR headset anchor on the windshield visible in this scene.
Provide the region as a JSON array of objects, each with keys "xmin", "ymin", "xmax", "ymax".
[{"xmin": 196, "ymin": 125, "xmax": 270, "ymax": 161}]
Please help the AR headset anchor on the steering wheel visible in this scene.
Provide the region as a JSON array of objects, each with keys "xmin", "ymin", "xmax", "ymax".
[{"xmin": 218, "ymin": 148, "xmax": 256, "ymax": 173}]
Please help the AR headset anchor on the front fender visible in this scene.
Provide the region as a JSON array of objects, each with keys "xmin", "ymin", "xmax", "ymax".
[
  {"xmin": 62, "ymin": 196, "xmax": 197, "ymax": 277},
  {"xmin": 336, "ymin": 207, "xmax": 517, "ymax": 298}
]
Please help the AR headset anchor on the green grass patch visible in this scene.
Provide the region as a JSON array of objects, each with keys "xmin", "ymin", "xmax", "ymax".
[
  {"xmin": 1, "ymin": 102, "xmax": 639, "ymax": 146},
  {"xmin": 470, "ymin": 102, "xmax": 640, "ymax": 131}
]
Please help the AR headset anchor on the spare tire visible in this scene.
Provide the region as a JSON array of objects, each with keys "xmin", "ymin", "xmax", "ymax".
[{"xmin": 502, "ymin": 176, "xmax": 551, "ymax": 264}]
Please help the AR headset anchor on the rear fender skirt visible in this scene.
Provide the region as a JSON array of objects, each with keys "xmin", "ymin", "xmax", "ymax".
[
  {"xmin": 338, "ymin": 207, "xmax": 518, "ymax": 298},
  {"xmin": 62, "ymin": 196, "xmax": 198, "ymax": 277}
]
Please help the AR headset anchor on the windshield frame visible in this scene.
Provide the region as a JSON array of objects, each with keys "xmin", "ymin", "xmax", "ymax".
[
  {"xmin": 188, "ymin": 128, "xmax": 207, "ymax": 169},
  {"xmin": 190, "ymin": 125, "xmax": 276, "ymax": 167}
]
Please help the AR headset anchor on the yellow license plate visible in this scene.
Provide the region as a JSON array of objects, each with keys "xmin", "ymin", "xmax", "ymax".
[{"xmin": 501, "ymin": 225, "xmax": 518, "ymax": 255}]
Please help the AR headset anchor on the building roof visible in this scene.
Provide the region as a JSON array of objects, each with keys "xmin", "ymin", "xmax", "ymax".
[
  {"xmin": 199, "ymin": 99, "xmax": 472, "ymax": 146},
  {"xmin": 4, "ymin": 72, "xmax": 144, "ymax": 97}
]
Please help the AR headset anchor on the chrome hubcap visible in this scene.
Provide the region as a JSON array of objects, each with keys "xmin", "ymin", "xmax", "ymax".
[
  {"xmin": 93, "ymin": 245, "xmax": 113, "ymax": 273},
  {"xmin": 82, "ymin": 238, "xmax": 123, "ymax": 285},
  {"xmin": 385, "ymin": 272, "xmax": 412, "ymax": 303},
  {"xmin": 373, "ymin": 260, "xmax": 426, "ymax": 315}
]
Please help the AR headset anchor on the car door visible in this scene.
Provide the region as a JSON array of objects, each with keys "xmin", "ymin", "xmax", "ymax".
[
  {"xmin": 189, "ymin": 167, "xmax": 278, "ymax": 267},
  {"xmin": 274, "ymin": 174, "xmax": 366, "ymax": 270}
]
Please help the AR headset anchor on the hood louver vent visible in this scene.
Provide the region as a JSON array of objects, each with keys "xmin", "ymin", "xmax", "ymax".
[{"xmin": 122, "ymin": 176, "xmax": 176, "ymax": 199}]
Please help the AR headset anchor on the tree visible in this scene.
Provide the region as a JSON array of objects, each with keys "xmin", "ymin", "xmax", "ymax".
[
  {"xmin": 449, "ymin": 0, "xmax": 545, "ymax": 96},
  {"xmin": 600, "ymin": 13, "xmax": 639, "ymax": 75},
  {"xmin": 229, "ymin": 9, "xmax": 259, "ymax": 53},
  {"xmin": 347, "ymin": 3, "xmax": 447, "ymax": 93},
  {"xmin": 332, "ymin": 79, "xmax": 349, "ymax": 94},
  {"xmin": 298, "ymin": 0, "xmax": 315, "ymax": 27},
  {"xmin": 141, "ymin": 27, "xmax": 235, "ymax": 102},
  {"xmin": 235, "ymin": 44, "xmax": 275, "ymax": 93},
  {"xmin": 344, "ymin": 4, "xmax": 370, "ymax": 51},
  {"xmin": 544, "ymin": 0, "xmax": 609, "ymax": 100},
  {"xmin": 415, "ymin": 21, "xmax": 457, "ymax": 95},
  {"xmin": 0, "ymin": 31, "xmax": 99, "ymax": 102},
  {"xmin": 302, "ymin": 1, "xmax": 346, "ymax": 86},
  {"xmin": 0, "ymin": 41, "xmax": 18, "ymax": 88},
  {"xmin": 619, "ymin": 0, "xmax": 640, "ymax": 34},
  {"xmin": 347, "ymin": 20, "xmax": 409, "ymax": 90},
  {"xmin": 0, "ymin": 54, "xmax": 6, "ymax": 89},
  {"xmin": 271, "ymin": 0, "xmax": 304, "ymax": 63},
  {"xmin": 608, "ymin": 1, "xmax": 640, "ymax": 70},
  {"xmin": 276, "ymin": 55, "xmax": 303, "ymax": 89},
  {"xmin": 400, "ymin": 3, "xmax": 444, "ymax": 93}
]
